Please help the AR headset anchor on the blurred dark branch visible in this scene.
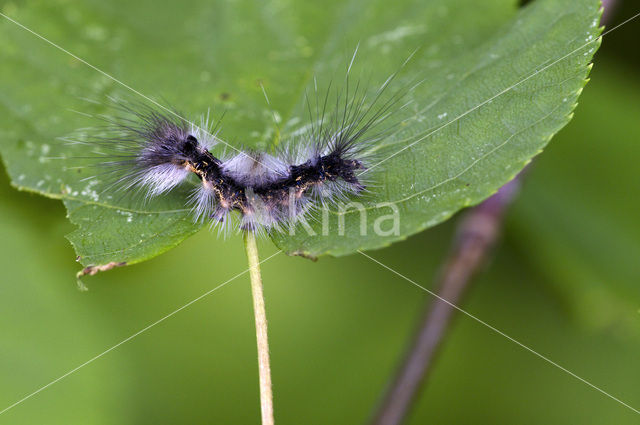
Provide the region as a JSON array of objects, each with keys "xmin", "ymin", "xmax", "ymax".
[
  {"xmin": 369, "ymin": 177, "xmax": 521, "ymax": 425},
  {"xmin": 601, "ymin": 0, "xmax": 618, "ymax": 26}
]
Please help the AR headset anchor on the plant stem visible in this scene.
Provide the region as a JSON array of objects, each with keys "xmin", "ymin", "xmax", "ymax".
[
  {"xmin": 244, "ymin": 231, "xmax": 275, "ymax": 425},
  {"xmin": 370, "ymin": 177, "xmax": 521, "ymax": 425}
]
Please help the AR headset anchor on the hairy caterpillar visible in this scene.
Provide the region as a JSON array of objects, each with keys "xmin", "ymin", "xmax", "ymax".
[{"xmin": 72, "ymin": 65, "xmax": 411, "ymax": 236}]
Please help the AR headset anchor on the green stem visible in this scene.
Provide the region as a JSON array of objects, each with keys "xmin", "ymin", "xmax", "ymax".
[{"xmin": 244, "ymin": 231, "xmax": 274, "ymax": 425}]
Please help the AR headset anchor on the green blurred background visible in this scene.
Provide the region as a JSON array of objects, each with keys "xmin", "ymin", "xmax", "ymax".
[{"xmin": 1, "ymin": 1, "xmax": 639, "ymax": 424}]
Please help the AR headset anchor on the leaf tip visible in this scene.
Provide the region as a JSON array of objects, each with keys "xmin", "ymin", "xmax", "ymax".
[
  {"xmin": 288, "ymin": 250, "xmax": 318, "ymax": 262},
  {"xmin": 75, "ymin": 261, "xmax": 128, "ymax": 288}
]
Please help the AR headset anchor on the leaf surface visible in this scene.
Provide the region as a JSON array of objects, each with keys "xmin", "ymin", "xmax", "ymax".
[{"xmin": 0, "ymin": 0, "xmax": 601, "ymax": 267}]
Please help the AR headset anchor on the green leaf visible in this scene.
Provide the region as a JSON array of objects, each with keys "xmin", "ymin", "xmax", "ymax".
[
  {"xmin": 0, "ymin": 0, "xmax": 601, "ymax": 270},
  {"xmin": 273, "ymin": 0, "xmax": 602, "ymax": 256}
]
